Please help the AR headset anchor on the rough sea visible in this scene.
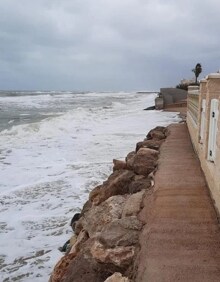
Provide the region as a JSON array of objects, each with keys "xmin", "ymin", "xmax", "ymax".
[{"xmin": 0, "ymin": 91, "xmax": 180, "ymax": 281}]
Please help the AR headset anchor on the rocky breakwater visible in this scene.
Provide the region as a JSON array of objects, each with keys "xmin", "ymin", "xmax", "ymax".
[{"xmin": 49, "ymin": 126, "xmax": 168, "ymax": 282}]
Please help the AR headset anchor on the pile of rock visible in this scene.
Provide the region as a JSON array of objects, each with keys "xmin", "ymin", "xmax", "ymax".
[{"xmin": 49, "ymin": 126, "xmax": 168, "ymax": 282}]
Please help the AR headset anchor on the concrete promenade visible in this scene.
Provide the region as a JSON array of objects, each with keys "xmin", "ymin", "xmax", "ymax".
[{"xmin": 136, "ymin": 123, "xmax": 220, "ymax": 282}]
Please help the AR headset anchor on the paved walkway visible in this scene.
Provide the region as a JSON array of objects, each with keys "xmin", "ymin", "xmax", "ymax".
[{"xmin": 136, "ymin": 123, "xmax": 220, "ymax": 282}]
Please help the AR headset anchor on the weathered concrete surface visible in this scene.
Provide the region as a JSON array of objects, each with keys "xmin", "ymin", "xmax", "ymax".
[
  {"xmin": 136, "ymin": 123, "xmax": 220, "ymax": 282},
  {"xmin": 160, "ymin": 88, "xmax": 187, "ymax": 106}
]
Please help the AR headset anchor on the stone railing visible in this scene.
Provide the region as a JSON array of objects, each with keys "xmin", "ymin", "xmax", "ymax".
[
  {"xmin": 187, "ymin": 85, "xmax": 200, "ymax": 126},
  {"xmin": 186, "ymin": 73, "xmax": 220, "ymax": 214}
]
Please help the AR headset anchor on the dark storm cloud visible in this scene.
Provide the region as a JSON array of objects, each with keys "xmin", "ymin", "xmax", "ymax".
[{"xmin": 0, "ymin": 0, "xmax": 220, "ymax": 90}]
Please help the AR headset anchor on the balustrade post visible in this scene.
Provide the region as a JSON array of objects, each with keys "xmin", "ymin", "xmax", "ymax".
[
  {"xmin": 199, "ymin": 79, "xmax": 207, "ymax": 148},
  {"xmin": 206, "ymin": 73, "xmax": 220, "ymax": 161}
]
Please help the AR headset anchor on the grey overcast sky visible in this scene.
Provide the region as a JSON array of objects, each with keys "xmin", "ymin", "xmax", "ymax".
[{"xmin": 0, "ymin": 0, "xmax": 220, "ymax": 91}]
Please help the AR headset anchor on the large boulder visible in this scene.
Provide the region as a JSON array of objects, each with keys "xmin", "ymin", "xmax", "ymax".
[
  {"xmin": 131, "ymin": 148, "xmax": 159, "ymax": 176},
  {"xmin": 113, "ymin": 159, "xmax": 127, "ymax": 171},
  {"xmin": 125, "ymin": 151, "xmax": 136, "ymax": 170},
  {"xmin": 146, "ymin": 126, "xmax": 167, "ymax": 140},
  {"xmin": 97, "ymin": 216, "xmax": 143, "ymax": 248},
  {"xmin": 69, "ymin": 230, "xmax": 89, "ymax": 256},
  {"xmin": 75, "ymin": 195, "xmax": 127, "ymax": 237},
  {"xmin": 136, "ymin": 139, "xmax": 164, "ymax": 152},
  {"xmin": 122, "ymin": 190, "xmax": 146, "ymax": 217},
  {"xmin": 89, "ymin": 170, "xmax": 135, "ymax": 205},
  {"xmin": 91, "ymin": 241, "xmax": 135, "ymax": 268},
  {"xmin": 89, "ymin": 185, "xmax": 103, "ymax": 205},
  {"xmin": 128, "ymin": 175, "xmax": 151, "ymax": 194},
  {"xmin": 104, "ymin": 272, "xmax": 130, "ymax": 282},
  {"xmin": 70, "ymin": 213, "xmax": 81, "ymax": 232},
  {"xmin": 49, "ymin": 252, "xmax": 76, "ymax": 282},
  {"xmin": 81, "ymin": 200, "xmax": 92, "ymax": 216},
  {"xmin": 60, "ymin": 248, "xmax": 115, "ymax": 282}
]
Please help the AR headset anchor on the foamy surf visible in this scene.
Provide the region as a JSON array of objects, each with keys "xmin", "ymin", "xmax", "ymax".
[{"xmin": 0, "ymin": 91, "xmax": 180, "ymax": 281}]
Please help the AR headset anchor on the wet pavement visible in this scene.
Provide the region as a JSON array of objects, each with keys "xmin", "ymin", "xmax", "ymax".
[{"xmin": 136, "ymin": 123, "xmax": 220, "ymax": 282}]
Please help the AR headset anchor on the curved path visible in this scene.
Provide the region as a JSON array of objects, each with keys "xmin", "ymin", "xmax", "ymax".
[{"xmin": 136, "ymin": 123, "xmax": 220, "ymax": 282}]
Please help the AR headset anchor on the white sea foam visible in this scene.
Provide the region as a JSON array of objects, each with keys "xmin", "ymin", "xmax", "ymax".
[{"xmin": 0, "ymin": 92, "xmax": 180, "ymax": 281}]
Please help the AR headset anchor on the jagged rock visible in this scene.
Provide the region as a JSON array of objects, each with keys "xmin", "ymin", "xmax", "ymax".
[
  {"xmin": 70, "ymin": 235, "xmax": 77, "ymax": 245},
  {"xmin": 104, "ymin": 272, "xmax": 130, "ymax": 282},
  {"xmin": 74, "ymin": 220, "xmax": 83, "ymax": 236},
  {"xmin": 143, "ymin": 105, "xmax": 155, "ymax": 110},
  {"xmin": 136, "ymin": 139, "xmax": 164, "ymax": 152},
  {"xmin": 80, "ymin": 200, "xmax": 92, "ymax": 217},
  {"xmin": 125, "ymin": 151, "xmax": 136, "ymax": 170},
  {"xmin": 150, "ymin": 126, "xmax": 166, "ymax": 133},
  {"xmin": 97, "ymin": 216, "xmax": 143, "ymax": 248},
  {"xmin": 75, "ymin": 195, "xmax": 127, "ymax": 237},
  {"xmin": 89, "ymin": 185, "xmax": 103, "ymax": 205},
  {"xmin": 89, "ymin": 170, "xmax": 135, "ymax": 205},
  {"xmin": 91, "ymin": 241, "xmax": 135, "ymax": 268},
  {"xmin": 74, "ymin": 205, "xmax": 91, "ymax": 235},
  {"xmin": 131, "ymin": 148, "xmax": 158, "ymax": 176},
  {"xmin": 151, "ymin": 130, "xmax": 166, "ymax": 140},
  {"xmin": 49, "ymin": 252, "xmax": 76, "ymax": 282},
  {"xmin": 122, "ymin": 190, "xmax": 146, "ymax": 217},
  {"xmin": 60, "ymin": 248, "xmax": 115, "ymax": 282},
  {"xmin": 70, "ymin": 213, "xmax": 81, "ymax": 231},
  {"xmin": 146, "ymin": 126, "xmax": 167, "ymax": 140},
  {"xmin": 128, "ymin": 175, "xmax": 151, "ymax": 194},
  {"xmin": 69, "ymin": 230, "xmax": 89, "ymax": 256},
  {"xmin": 113, "ymin": 159, "xmax": 127, "ymax": 171}
]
